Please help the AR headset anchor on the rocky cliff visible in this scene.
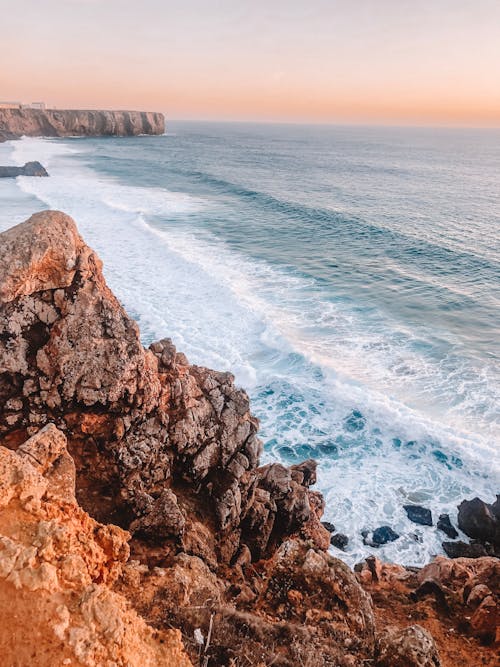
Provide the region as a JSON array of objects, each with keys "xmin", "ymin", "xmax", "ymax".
[
  {"xmin": 0, "ymin": 211, "xmax": 498, "ymax": 666},
  {"xmin": 0, "ymin": 108, "xmax": 165, "ymax": 141}
]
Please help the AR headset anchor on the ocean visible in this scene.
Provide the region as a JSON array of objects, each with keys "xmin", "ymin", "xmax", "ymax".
[{"xmin": 0, "ymin": 122, "xmax": 499, "ymax": 566}]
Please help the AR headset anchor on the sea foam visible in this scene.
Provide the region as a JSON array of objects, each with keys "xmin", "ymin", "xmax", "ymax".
[{"xmin": 8, "ymin": 135, "xmax": 499, "ymax": 567}]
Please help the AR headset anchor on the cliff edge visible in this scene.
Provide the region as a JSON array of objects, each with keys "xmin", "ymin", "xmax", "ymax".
[
  {"xmin": 0, "ymin": 108, "xmax": 165, "ymax": 141},
  {"xmin": 0, "ymin": 211, "xmax": 497, "ymax": 666}
]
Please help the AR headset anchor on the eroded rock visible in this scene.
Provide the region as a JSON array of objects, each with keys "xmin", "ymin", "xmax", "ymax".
[
  {"xmin": 0, "ymin": 428, "xmax": 191, "ymax": 666},
  {"xmin": 376, "ymin": 625, "xmax": 441, "ymax": 667}
]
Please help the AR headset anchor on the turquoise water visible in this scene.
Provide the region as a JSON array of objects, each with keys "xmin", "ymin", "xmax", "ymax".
[{"xmin": 1, "ymin": 123, "xmax": 499, "ymax": 565}]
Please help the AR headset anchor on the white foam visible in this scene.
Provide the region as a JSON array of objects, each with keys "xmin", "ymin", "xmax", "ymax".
[{"xmin": 9, "ymin": 136, "xmax": 499, "ymax": 567}]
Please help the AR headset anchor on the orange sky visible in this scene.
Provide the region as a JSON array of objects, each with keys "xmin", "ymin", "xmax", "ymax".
[{"xmin": 1, "ymin": 0, "xmax": 500, "ymax": 126}]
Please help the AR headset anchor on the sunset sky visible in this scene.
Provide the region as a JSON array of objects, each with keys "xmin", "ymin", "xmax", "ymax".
[{"xmin": 1, "ymin": 0, "xmax": 500, "ymax": 126}]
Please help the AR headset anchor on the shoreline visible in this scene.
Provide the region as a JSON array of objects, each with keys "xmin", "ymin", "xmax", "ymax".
[
  {"xmin": 0, "ymin": 210, "xmax": 497, "ymax": 665},
  {"xmin": 1, "ymin": 133, "xmax": 498, "ymax": 570}
]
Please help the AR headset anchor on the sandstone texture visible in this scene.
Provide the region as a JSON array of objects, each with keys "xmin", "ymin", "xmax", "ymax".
[
  {"xmin": 0, "ymin": 108, "xmax": 165, "ymax": 142},
  {"xmin": 0, "ymin": 424, "xmax": 191, "ymax": 666},
  {"xmin": 0, "ymin": 160, "xmax": 49, "ymax": 177},
  {"xmin": 0, "ymin": 210, "xmax": 498, "ymax": 666}
]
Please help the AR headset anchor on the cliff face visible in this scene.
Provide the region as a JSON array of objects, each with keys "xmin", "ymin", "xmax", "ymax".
[
  {"xmin": 0, "ymin": 211, "xmax": 498, "ymax": 666},
  {"xmin": 0, "ymin": 108, "xmax": 165, "ymax": 141},
  {"xmin": 0, "ymin": 424, "xmax": 192, "ymax": 667}
]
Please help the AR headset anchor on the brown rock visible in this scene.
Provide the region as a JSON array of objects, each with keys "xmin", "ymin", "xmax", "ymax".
[
  {"xmin": 0, "ymin": 429, "xmax": 191, "ymax": 666},
  {"xmin": 376, "ymin": 625, "xmax": 441, "ymax": 667},
  {"xmin": 0, "ymin": 108, "xmax": 165, "ymax": 142},
  {"xmin": 0, "ymin": 211, "xmax": 327, "ymax": 570}
]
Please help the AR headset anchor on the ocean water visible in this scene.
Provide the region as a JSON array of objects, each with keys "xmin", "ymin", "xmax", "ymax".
[{"xmin": 1, "ymin": 123, "xmax": 499, "ymax": 566}]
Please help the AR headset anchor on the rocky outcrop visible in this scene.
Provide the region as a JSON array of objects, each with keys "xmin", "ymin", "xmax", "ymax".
[
  {"xmin": 0, "ymin": 108, "xmax": 165, "ymax": 141},
  {"xmin": 0, "ymin": 210, "xmax": 327, "ymax": 566},
  {"xmin": 0, "ymin": 424, "xmax": 191, "ymax": 666},
  {"xmin": 0, "ymin": 161, "xmax": 48, "ymax": 177},
  {"xmin": 457, "ymin": 497, "xmax": 500, "ymax": 552},
  {"xmin": 0, "ymin": 210, "xmax": 498, "ymax": 666}
]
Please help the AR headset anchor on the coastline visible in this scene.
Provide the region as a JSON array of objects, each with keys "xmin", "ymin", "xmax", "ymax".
[
  {"xmin": 0, "ymin": 209, "xmax": 497, "ymax": 665},
  {"xmin": 0, "ymin": 108, "xmax": 165, "ymax": 142},
  {"xmin": 1, "ymin": 132, "xmax": 499, "ymax": 570}
]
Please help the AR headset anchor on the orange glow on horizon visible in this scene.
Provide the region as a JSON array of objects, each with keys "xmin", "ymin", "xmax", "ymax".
[{"xmin": 1, "ymin": 0, "xmax": 499, "ymax": 127}]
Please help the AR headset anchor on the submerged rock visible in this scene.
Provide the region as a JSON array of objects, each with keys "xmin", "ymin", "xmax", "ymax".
[
  {"xmin": 364, "ymin": 525, "xmax": 400, "ymax": 546},
  {"xmin": 0, "ymin": 161, "xmax": 48, "ymax": 177},
  {"xmin": 437, "ymin": 513, "xmax": 459, "ymax": 539},
  {"xmin": 404, "ymin": 504, "xmax": 433, "ymax": 526}
]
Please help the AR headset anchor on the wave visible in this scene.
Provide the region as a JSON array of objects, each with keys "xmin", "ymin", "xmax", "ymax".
[
  {"xmin": 178, "ymin": 167, "xmax": 500, "ymax": 268},
  {"xmin": 10, "ymin": 136, "xmax": 499, "ymax": 567}
]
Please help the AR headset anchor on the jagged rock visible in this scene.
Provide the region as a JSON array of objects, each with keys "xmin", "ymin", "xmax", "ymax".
[
  {"xmin": 417, "ymin": 555, "xmax": 500, "ymax": 643},
  {"xmin": 457, "ymin": 496, "xmax": 500, "ymax": 549},
  {"xmin": 129, "ymin": 488, "xmax": 186, "ymax": 540},
  {"xmin": 376, "ymin": 625, "xmax": 441, "ymax": 666},
  {"xmin": 2, "ymin": 211, "xmax": 498, "ymax": 665},
  {"xmin": 0, "ymin": 428, "xmax": 191, "ymax": 666},
  {"xmin": 0, "ymin": 161, "xmax": 48, "ymax": 177},
  {"xmin": 0, "ymin": 211, "xmax": 326, "ymax": 567},
  {"xmin": 404, "ymin": 504, "xmax": 433, "ymax": 526},
  {"xmin": 437, "ymin": 513, "xmax": 458, "ymax": 539},
  {"xmin": 254, "ymin": 540, "xmax": 376, "ymax": 661}
]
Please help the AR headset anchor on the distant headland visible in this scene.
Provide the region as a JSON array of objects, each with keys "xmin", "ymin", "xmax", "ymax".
[{"xmin": 0, "ymin": 104, "xmax": 165, "ymax": 142}]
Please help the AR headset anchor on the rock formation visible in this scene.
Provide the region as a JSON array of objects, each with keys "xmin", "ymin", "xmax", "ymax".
[
  {"xmin": 0, "ymin": 161, "xmax": 49, "ymax": 177},
  {"xmin": 0, "ymin": 424, "xmax": 191, "ymax": 666},
  {"xmin": 0, "ymin": 108, "xmax": 165, "ymax": 142},
  {"xmin": 0, "ymin": 210, "xmax": 498, "ymax": 666}
]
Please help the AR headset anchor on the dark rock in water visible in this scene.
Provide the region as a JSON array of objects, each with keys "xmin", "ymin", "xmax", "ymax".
[
  {"xmin": 404, "ymin": 505, "xmax": 433, "ymax": 526},
  {"xmin": 363, "ymin": 526, "xmax": 400, "ymax": 547},
  {"xmin": 437, "ymin": 513, "xmax": 458, "ymax": 539},
  {"xmin": 442, "ymin": 540, "xmax": 492, "ymax": 559},
  {"xmin": 0, "ymin": 161, "xmax": 48, "ymax": 178},
  {"xmin": 321, "ymin": 521, "xmax": 335, "ymax": 533},
  {"xmin": 330, "ymin": 533, "xmax": 349, "ymax": 550},
  {"xmin": 457, "ymin": 496, "xmax": 500, "ymax": 547}
]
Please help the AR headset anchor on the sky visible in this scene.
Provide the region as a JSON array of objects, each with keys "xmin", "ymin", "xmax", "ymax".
[{"xmin": 1, "ymin": 0, "xmax": 500, "ymax": 126}]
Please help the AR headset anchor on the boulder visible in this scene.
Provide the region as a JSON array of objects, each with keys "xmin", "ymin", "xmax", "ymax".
[
  {"xmin": 330, "ymin": 533, "xmax": 349, "ymax": 550},
  {"xmin": 437, "ymin": 513, "xmax": 458, "ymax": 539},
  {"xmin": 0, "ymin": 161, "xmax": 49, "ymax": 177},
  {"xmin": 457, "ymin": 496, "xmax": 500, "ymax": 548},
  {"xmin": 376, "ymin": 625, "xmax": 441, "ymax": 667},
  {"xmin": 442, "ymin": 541, "xmax": 492, "ymax": 559},
  {"xmin": 404, "ymin": 505, "xmax": 433, "ymax": 526},
  {"xmin": 363, "ymin": 526, "xmax": 400, "ymax": 546}
]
